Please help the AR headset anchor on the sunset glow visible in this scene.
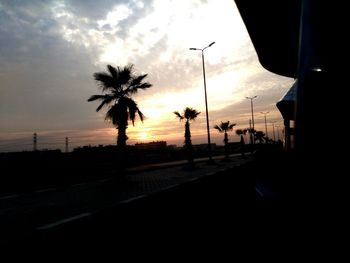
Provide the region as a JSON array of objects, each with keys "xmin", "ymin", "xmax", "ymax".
[{"xmin": 0, "ymin": 0, "xmax": 293, "ymax": 152}]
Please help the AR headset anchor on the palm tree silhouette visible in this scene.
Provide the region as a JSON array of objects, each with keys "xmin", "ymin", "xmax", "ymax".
[
  {"xmin": 254, "ymin": 131, "xmax": 265, "ymax": 144},
  {"xmin": 174, "ymin": 107, "xmax": 200, "ymax": 164},
  {"xmin": 214, "ymin": 121, "xmax": 236, "ymax": 160},
  {"xmin": 88, "ymin": 64, "xmax": 152, "ymax": 147},
  {"xmin": 235, "ymin": 128, "xmax": 248, "ymax": 157},
  {"xmin": 247, "ymin": 127, "xmax": 256, "ymax": 155}
]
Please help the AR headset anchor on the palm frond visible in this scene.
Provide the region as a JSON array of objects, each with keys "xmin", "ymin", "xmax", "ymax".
[
  {"xmin": 138, "ymin": 109, "xmax": 145, "ymax": 122},
  {"xmin": 126, "ymin": 74, "xmax": 152, "ymax": 95},
  {"xmin": 117, "ymin": 64, "xmax": 134, "ymax": 86},
  {"xmin": 96, "ymin": 95, "xmax": 115, "ymax": 111},
  {"xmin": 90, "ymin": 63, "xmax": 151, "ymax": 132},
  {"xmin": 105, "ymin": 103, "xmax": 128, "ymax": 127},
  {"xmin": 118, "ymin": 97, "xmax": 145, "ymax": 126},
  {"xmin": 174, "ymin": 111, "xmax": 184, "ymax": 120},
  {"xmin": 214, "ymin": 125, "xmax": 223, "ymax": 132},
  {"xmin": 93, "ymin": 72, "xmax": 116, "ymax": 92},
  {"xmin": 87, "ymin": 94, "xmax": 106, "ymax": 102},
  {"xmin": 236, "ymin": 129, "xmax": 243, "ymax": 135},
  {"xmin": 228, "ymin": 123, "xmax": 237, "ymax": 130},
  {"xmin": 107, "ymin": 64, "xmax": 119, "ymax": 80},
  {"xmin": 221, "ymin": 121, "xmax": 229, "ymax": 130},
  {"xmin": 88, "ymin": 94, "xmax": 115, "ymax": 111},
  {"xmin": 184, "ymin": 107, "xmax": 200, "ymax": 120}
]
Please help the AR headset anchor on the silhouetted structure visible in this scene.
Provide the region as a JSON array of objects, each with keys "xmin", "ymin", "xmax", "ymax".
[
  {"xmin": 135, "ymin": 141, "xmax": 167, "ymax": 150},
  {"xmin": 276, "ymin": 80, "xmax": 296, "ymax": 152},
  {"xmin": 65, "ymin": 137, "xmax": 69, "ymax": 153},
  {"xmin": 235, "ymin": 0, "xmax": 343, "ymax": 205},
  {"xmin": 260, "ymin": 111, "xmax": 269, "ymax": 139},
  {"xmin": 33, "ymin": 133, "xmax": 37, "ymax": 151}
]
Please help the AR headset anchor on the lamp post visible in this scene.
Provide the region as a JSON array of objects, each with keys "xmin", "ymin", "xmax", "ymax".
[
  {"xmin": 190, "ymin": 41, "xmax": 215, "ymax": 163},
  {"xmin": 275, "ymin": 124, "xmax": 281, "ymax": 141},
  {"xmin": 246, "ymin": 96, "xmax": 257, "ymax": 140},
  {"xmin": 260, "ymin": 111, "xmax": 269, "ymax": 138},
  {"xmin": 271, "ymin": 121, "xmax": 276, "ymax": 142}
]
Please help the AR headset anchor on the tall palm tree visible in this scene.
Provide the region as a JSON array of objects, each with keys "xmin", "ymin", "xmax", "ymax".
[
  {"xmin": 214, "ymin": 121, "xmax": 236, "ymax": 159},
  {"xmin": 174, "ymin": 107, "xmax": 200, "ymax": 164},
  {"xmin": 236, "ymin": 128, "xmax": 248, "ymax": 157},
  {"xmin": 88, "ymin": 64, "xmax": 152, "ymax": 147}
]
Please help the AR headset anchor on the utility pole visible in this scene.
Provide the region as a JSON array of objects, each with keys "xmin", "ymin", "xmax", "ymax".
[
  {"xmin": 65, "ymin": 137, "xmax": 69, "ymax": 153},
  {"xmin": 275, "ymin": 125, "xmax": 281, "ymax": 141},
  {"xmin": 260, "ymin": 111, "xmax": 269, "ymax": 138},
  {"xmin": 271, "ymin": 122, "xmax": 276, "ymax": 142},
  {"xmin": 33, "ymin": 132, "xmax": 37, "ymax": 151},
  {"xmin": 249, "ymin": 119, "xmax": 253, "ymax": 155},
  {"xmin": 246, "ymin": 96, "xmax": 257, "ymax": 147}
]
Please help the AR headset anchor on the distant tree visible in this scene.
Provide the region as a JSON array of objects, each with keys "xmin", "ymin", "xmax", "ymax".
[
  {"xmin": 246, "ymin": 127, "xmax": 256, "ymax": 154},
  {"xmin": 88, "ymin": 64, "xmax": 152, "ymax": 147},
  {"xmin": 235, "ymin": 128, "xmax": 248, "ymax": 157},
  {"xmin": 255, "ymin": 131, "xmax": 265, "ymax": 144},
  {"xmin": 214, "ymin": 121, "xmax": 236, "ymax": 160},
  {"xmin": 174, "ymin": 107, "xmax": 200, "ymax": 164}
]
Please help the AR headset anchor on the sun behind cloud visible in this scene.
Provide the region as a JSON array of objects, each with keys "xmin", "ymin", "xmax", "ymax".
[{"xmin": 137, "ymin": 132, "xmax": 150, "ymax": 141}]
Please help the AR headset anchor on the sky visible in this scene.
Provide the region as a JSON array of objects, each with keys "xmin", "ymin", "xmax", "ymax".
[{"xmin": 0, "ymin": 0, "xmax": 294, "ymax": 152}]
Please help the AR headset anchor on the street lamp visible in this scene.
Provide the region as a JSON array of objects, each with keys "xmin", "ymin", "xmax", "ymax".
[
  {"xmin": 190, "ymin": 41, "xmax": 215, "ymax": 162},
  {"xmin": 271, "ymin": 121, "xmax": 276, "ymax": 142},
  {"xmin": 260, "ymin": 111, "xmax": 269, "ymax": 138},
  {"xmin": 246, "ymin": 95, "xmax": 257, "ymax": 133},
  {"xmin": 275, "ymin": 124, "xmax": 281, "ymax": 141}
]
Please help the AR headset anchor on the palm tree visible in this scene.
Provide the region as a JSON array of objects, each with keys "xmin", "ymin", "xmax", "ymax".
[
  {"xmin": 247, "ymin": 127, "xmax": 256, "ymax": 155},
  {"xmin": 235, "ymin": 128, "xmax": 248, "ymax": 157},
  {"xmin": 88, "ymin": 64, "xmax": 152, "ymax": 147},
  {"xmin": 214, "ymin": 121, "xmax": 236, "ymax": 160},
  {"xmin": 174, "ymin": 107, "xmax": 200, "ymax": 164},
  {"xmin": 255, "ymin": 131, "xmax": 265, "ymax": 144}
]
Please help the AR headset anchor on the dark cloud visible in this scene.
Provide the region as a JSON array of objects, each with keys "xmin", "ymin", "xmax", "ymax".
[
  {"xmin": 116, "ymin": 2, "xmax": 155, "ymax": 39},
  {"xmin": 63, "ymin": 0, "xmax": 122, "ymax": 19},
  {"xmin": 0, "ymin": 0, "xmax": 107, "ymax": 133}
]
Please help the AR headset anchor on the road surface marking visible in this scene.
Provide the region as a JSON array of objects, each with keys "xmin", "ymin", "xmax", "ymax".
[
  {"xmin": 187, "ymin": 178, "xmax": 199, "ymax": 182},
  {"xmin": 36, "ymin": 188, "xmax": 55, "ymax": 193},
  {"xmin": 0, "ymin": 194, "xmax": 18, "ymax": 200},
  {"xmin": 255, "ymin": 186, "xmax": 264, "ymax": 197},
  {"xmin": 72, "ymin": 182, "xmax": 87, "ymax": 187},
  {"xmin": 120, "ymin": 195, "xmax": 146, "ymax": 204},
  {"xmin": 98, "ymin": 178, "xmax": 113, "ymax": 183},
  {"xmin": 161, "ymin": 184, "xmax": 179, "ymax": 190},
  {"xmin": 37, "ymin": 213, "xmax": 92, "ymax": 230}
]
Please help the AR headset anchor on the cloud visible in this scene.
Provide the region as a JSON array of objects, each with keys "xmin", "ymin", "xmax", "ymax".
[{"xmin": 0, "ymin": 0, "xmax": 294, "ymax": 151}]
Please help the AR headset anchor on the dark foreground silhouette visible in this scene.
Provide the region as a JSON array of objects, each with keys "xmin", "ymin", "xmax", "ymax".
[{"xmin": 0, "ymin": 145, "xmax": 308, "ymax": 252}]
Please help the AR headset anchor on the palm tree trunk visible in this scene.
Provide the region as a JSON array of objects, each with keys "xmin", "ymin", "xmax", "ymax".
[
  {"xmin": 240, "ymin": 135, "xmax": 245, "ymax": 157},
  {"xmin": 116, "ymin": 124, "xmax": 128, "ymax": 173},
  {"xmin": 184, "ymin": 121, "xmax": 193, "ymax": 164},
  {"xmin": 117, "ymin": 125, "xmax": 128, "ymax": 147},
  {"xmin": 224, "ymin": 132, "xmax": 229, "ymax": 159}
]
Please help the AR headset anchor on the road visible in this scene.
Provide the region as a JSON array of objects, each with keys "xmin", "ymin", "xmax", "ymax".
[{"xmin": 0, "ymin": 154, "xmax": 253, "ymax": 245}]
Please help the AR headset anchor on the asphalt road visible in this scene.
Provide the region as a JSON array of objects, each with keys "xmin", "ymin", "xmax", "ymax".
[{"xmin": 0, "ymin": 154, "xmax": 253, "ymax": 246}]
